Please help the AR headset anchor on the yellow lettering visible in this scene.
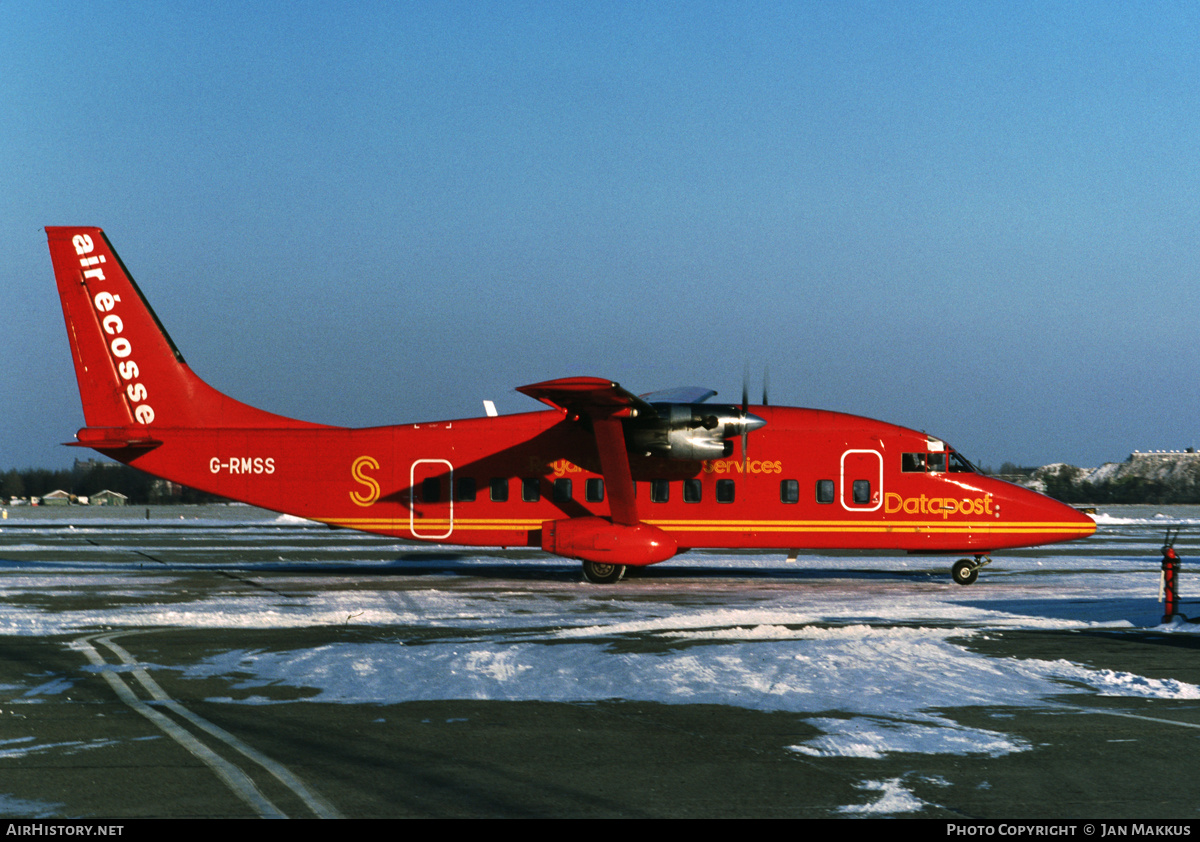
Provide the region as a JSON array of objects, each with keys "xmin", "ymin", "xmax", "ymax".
[
  {"xmin": 701, "ymin": 459, "xmax": 784, "ymax": 475},
  {"xmin": 884, "ymin": 492, "xmax": 993, "ymax": 519},
  {"xmin": 350, "ymin": 455, "xmax": 381, "ymax": 507}
]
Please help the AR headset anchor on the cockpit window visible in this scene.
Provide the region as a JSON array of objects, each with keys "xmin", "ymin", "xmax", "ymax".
[
  {"xmin": 949, "ymin": 451, "xmax": 977, "ymax": 473},
  {"xmin": 904, "ymin": 449, "xmax": 977, "ymax": 474}
]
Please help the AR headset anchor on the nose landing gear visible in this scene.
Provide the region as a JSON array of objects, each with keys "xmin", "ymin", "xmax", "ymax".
[{"xmin": 952, "ymin": 555, "xmax": 991, "ymax": 586}]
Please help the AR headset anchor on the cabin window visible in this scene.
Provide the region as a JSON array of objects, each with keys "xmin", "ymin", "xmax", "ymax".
[
  {"xmin": 490, "ymin": 477, "xmax": 509, "ymax": 502},
  {"xmin": 780, "ymin": 479, "xmax": 799, "ymax": 504},
  {"xmin": 683, "ymin": 479, "xmax": 702, "ymax": 503},
  {"xmin": 553, "ymin": 478, "xmax": 572, "ymax": 502},
  {"xmin": 455, "ymin": 477, "xmax": 476, "ymax": 502},
  {"xmin": 651, "ymin": 479, "xmax": 670, "ymax": 503},
  {"xmin": 716, "ymin": 479, "xmax": 735, "ymax": 503},
  {"xmin": 586, "ymin": 478, "xmax": 604, "ymax": 502},
  {"xmin": 902, "ymin": 453, "xmax": 926, "ymax": 472},
  {"xmin": 522, "ymin": 478, "xmax": 540, "ymax": 502},
  {"xmin": 422, "ymin": 477, "xmax": 440, "ymax": 503},
  {"xmin": 816, "ymin": 479, "xmax": 834, "ymax": 504},
  {"xmin": 852, "ymin": 479, "xmax": 871, "ymax": 504},
  {"xmin": 927, "ymin": 452, "xmax": 946, "ymax": 473}
]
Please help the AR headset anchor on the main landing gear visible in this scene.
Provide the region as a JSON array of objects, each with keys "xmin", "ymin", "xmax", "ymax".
[
  {"xmin": 951, "ymin": 555, "xmax": 991, "ymax": 586},
  {"xmin": 582, "ymin": 560, "xmax": 627, "ymax": 584}
]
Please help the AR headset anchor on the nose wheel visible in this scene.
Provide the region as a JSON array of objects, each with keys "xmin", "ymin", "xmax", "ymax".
[{"xmin": 951, "ymin": 555, "xmax": 990, "ymax": 586}]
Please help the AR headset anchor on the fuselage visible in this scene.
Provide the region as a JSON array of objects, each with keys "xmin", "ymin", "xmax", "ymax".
[{"xmin": 109, "ymin": 404, "xmax": 1095, "ymax": 556}]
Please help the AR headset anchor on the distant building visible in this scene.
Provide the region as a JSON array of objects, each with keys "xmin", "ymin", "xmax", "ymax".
[
  {"xmin": 73, "ymin": 458, "xmax": 119, "ymax": 472},
  {"xmin": 90, "ymin": 489, "xmax": 128, "ymax": 506},
  {"xmin": 42, "ymin": 490, "xmax": 72, "ymax": 506}
]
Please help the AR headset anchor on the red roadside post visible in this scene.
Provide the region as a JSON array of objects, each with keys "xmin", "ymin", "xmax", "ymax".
[{"xmin": 1161, "ymin": 530, "xmax": 1182, "ymax": 624}]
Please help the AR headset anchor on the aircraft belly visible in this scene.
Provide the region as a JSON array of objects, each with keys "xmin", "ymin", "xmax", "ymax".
[{"xmin": 641, "ymin": 516, "xmax": 1090, "ymax": 553}]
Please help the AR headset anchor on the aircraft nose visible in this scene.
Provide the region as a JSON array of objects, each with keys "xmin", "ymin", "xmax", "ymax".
[
  {"xmin": 1074, "ymin": 505, "xmax": 1098, "ymax": 537},
  {"xmin": 1053, "ymin": 497, "xmax": 1097, "ymax": 539}
]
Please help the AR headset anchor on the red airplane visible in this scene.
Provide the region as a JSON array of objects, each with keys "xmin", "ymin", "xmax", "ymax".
[{"xmin": 46, "ymin": 226, "xmax": 1096, "ymax": 585}]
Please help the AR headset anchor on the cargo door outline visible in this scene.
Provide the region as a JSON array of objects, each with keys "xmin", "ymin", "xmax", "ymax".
[
  {"xmin": 410, "ymin": 459, "xmax": 453, "ymax": 539},
  {"xmin": 840, "ymin": 449, "xmax": 883, "ymax": 512}
]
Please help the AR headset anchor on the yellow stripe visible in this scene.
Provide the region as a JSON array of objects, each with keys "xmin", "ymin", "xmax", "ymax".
[
  {"xmin": 313, "ymin": 515, "xmax": 1093, "ymax": 536},
  {"xmin": 317, "ymin": 518, "xmax": 544, "ymax": 528},
  {"xmin": 643, "ymin": 518, "xmax": 1091, "ymax": 529}
]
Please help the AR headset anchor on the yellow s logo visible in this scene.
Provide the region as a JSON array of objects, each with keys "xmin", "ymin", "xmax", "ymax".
[{"xmin": 350, "ymin": 456, "xmax": 381, "ymax": 506}]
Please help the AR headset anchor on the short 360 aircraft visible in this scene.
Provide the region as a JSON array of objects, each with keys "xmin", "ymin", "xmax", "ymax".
[{"xmin": 47, "ymin": 227, "xmax": 1096, "ymax": 584}]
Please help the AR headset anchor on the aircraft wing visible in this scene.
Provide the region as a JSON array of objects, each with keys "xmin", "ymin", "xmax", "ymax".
[
  {"xmin": 639, "ymin": 386, "xmax": 717, "ymax": 404},
  {"xmin": 516, "ymin": 377, "xmax": 655, "ymax": 420},
  {"xmin": 517, "ymin": 377, "xmax": 643, "ymax": 525}
]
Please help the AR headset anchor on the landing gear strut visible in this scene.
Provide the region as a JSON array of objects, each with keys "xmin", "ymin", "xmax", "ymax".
[
  {"xmin": 952, "ymin": 555, "xmax": 991, "ymax": 586},
  {"xmin": 582, "ymin": 560, "xmax": 626, "ymax": 584}
]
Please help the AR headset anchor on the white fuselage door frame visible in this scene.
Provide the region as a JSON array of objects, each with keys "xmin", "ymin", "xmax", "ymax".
[
  {"xmin": 840, "ymin": 449, "xmax": 883, "ymax": 512},
  {"xmin": 409, "ymin": 459, "xmax": 454, "ymax": 539}
]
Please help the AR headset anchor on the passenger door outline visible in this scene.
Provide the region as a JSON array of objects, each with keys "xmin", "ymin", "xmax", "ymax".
[
  {"xmin": 409, "ymin": 459, "xmax": 454, "ymax": 539},
  {"xmin": 840, "ymin": 449, "xmax": 883, "ymax": 512}
]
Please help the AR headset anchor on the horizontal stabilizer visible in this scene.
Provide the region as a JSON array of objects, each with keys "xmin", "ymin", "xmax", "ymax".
[{"xmin": 65, "ymin": 427, "xmax": 164, "ymax": 450}]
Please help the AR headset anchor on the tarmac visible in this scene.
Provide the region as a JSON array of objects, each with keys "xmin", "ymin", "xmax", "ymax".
[{"xmin": 0, "ymin": 505, "xmax": 1197, "ymax": 819}]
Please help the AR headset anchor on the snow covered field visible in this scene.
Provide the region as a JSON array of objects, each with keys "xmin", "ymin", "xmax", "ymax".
[{"xmin": 1, "ymin": 504, "xmax": 1197, "ymax": 816}]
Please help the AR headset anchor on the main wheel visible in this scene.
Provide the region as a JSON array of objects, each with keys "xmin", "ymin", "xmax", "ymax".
[
  {"xmin": 952, "ymin": 558, "xmax": 978, "ymax": 586},
  {"xmin": 582, "ymin": 560, "xmax": 626, "ymax": 584}
]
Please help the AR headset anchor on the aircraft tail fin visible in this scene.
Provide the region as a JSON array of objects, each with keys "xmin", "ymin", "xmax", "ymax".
[{"xmin": 46, "ymin": 227, "xmax": 311, "ymax": 431}]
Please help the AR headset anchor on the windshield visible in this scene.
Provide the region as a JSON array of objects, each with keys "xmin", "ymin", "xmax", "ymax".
[
  {"xmin": 948, "ymin": 451, "xmax": 977, "ymax": 473},
  {"xmin": 902, "ymin": 448, "xmax": 978, "ymax": 474}
]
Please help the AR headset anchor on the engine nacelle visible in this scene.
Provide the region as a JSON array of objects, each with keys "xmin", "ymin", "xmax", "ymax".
[
  {"xmin": 626, "ymin": 403, "xmax": 765, "ymax": 461},
  {"xmin": 541, "ymin": 517, "xmax": 678, "ymax": 566}
]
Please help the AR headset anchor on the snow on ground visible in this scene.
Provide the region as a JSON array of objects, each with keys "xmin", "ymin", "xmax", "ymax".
[{"xmin": 3, "ymin": 503, "xmax": 1200, "ymax": 798}]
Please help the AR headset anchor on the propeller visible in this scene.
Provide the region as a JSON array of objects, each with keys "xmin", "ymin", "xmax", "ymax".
[
  {"xmin": 739, "ymin": 367, "xmax": 768, "ymax": 469},
  {"xmin": 741, "ymin": 368, "xmax": 750, "ymax": 469}
]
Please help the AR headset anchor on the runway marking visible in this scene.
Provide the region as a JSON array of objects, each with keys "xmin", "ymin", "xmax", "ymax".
[
  {"xmin": 90, "ymin": 537, "xmax": 297, "ymax": 597},
  {"xmin": 1065, "ymin": 704, "xmax": 1200, "ymax": 731},
  {"xmin": 71, "ymin": 631, "xmax": 342, "ymax": 819}
]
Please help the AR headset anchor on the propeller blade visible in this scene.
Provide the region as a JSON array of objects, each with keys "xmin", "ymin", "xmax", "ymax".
[{"xmin": 741, "ymin": 365, "xmax": 750, "ymax": 470}]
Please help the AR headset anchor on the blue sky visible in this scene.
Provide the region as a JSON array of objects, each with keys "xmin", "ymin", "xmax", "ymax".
[{"xmin": 5, "ymin": 1, "xmax": 1199, "ymax": 470}]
